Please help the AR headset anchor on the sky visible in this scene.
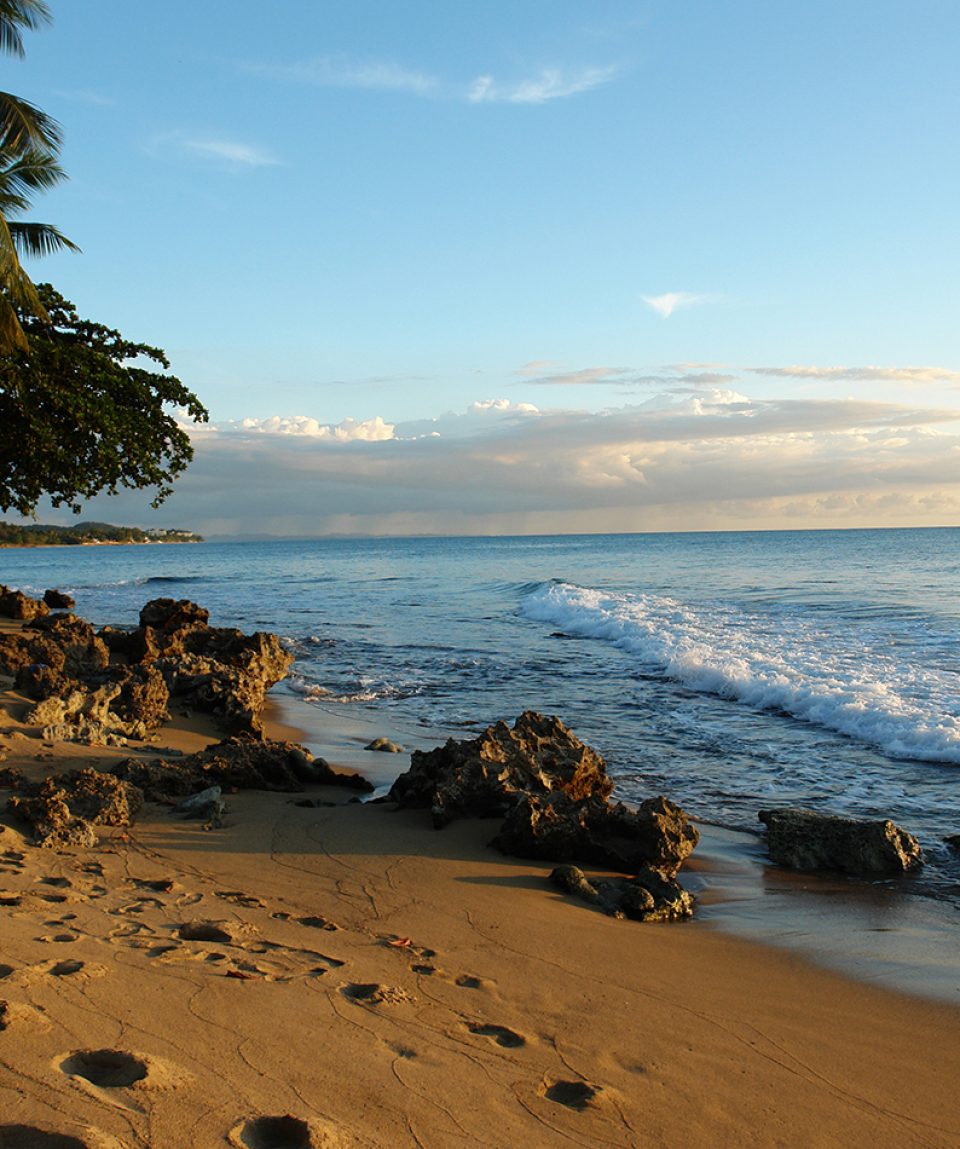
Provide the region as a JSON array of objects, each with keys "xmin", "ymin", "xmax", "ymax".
[{"xmin": 9, "ymin": 0, "xmax": 960, "ymax": 536}]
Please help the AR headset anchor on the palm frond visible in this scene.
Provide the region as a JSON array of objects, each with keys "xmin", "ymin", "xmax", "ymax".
[
  {"xmin": 8, "ymin": 220, "xmax": 79, "ymax": 257},
  {"xmin": 0, "ymin": 1, "xmax": 52, "ymax": 58},
  {"xmin": 0, "ymin": 90, "xmax": 62, "ymax": 154},
  {"xmin": 0, "ymin": 147, "xmax": 67, "ymax": 203}
]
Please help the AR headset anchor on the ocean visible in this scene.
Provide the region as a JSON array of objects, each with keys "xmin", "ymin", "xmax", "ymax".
[{"xmin": 4, "ymin": 528, "xmax": 960, "ymax": 919}]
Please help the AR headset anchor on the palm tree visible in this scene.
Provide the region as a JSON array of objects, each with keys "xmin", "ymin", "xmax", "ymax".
[{"xmin": 0, "ymin": 0, "xmax": 79, "ymax": 352}]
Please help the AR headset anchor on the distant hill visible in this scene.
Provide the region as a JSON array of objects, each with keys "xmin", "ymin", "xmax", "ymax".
[{"xmin": 0, "ymin": 521, "xmax": 203, "ymax": 547}]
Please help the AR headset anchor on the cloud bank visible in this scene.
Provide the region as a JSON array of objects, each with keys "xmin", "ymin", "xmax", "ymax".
[{"xmin": 58, "ymin": 390, "xmax": 960, "ymax": 538}]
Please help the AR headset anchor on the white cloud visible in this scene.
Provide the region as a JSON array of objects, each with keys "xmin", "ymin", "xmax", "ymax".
[
  {"xmin": 248, "ymin": 56, "xmax": 617, "ymax": 105},
  {"xmin": 746, "ymin": 365, "xmax": 960, "ymax": 385},
  {"xmin": 642, "ymin": 292, "xmax": 710, "ymax": 318},
  {"xmin": 246, "ymin": 55, "xmax": 438, "ymax": 95},
  {"xmin": 233, "ymin": 414, "xmax": 396, "ymax": 441},
  {"xmin": 146, "ymin": 131, "xmax": 279, "ymax": 168},
  {"xmin": 468, "ymin": 65, "xmax": 618, "ymax": 104}
]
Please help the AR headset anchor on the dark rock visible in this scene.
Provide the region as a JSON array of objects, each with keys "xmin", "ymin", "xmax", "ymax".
[
  {"xmin": 946, "ymin": 834, "xmax": 960, "ymax": 854},
  {"xmin": 550, "ymin": 863, "xmax": 694, "ymax": 922},
  {"xmin": 59, "ymin": 769, "xmax": 143, "ymax": 826},
  {"xmin": 366, "ymin": 737, "xmax": 404, "ymax": 753},
  {"xmin": 112, "ymin": 736, "xmax": 372, "ymax": 799},
  {"xmin": 493, "ymin": 792, "xmax": 698, "ymax": 879},
  {"xmin": 758, "ymin": 808, "xmax": 922, "ymax": 875},
  {"xmin": 388, "ymin": 711, "xmax": 613, "ymax": 827},
  {"xmin": 139, "ymin": 597, "xmax": 210, "ymax": 632},
  {"xmin": 0, "ymin": 585, "xmax": 48, "ymax": 621},
  {"xmin": 0, "ymin": 767, "xmax": 23, "ymax": 789},
  {"xmin": 43, "ymin": 589, "xmax": 75, "ymax": 610}
]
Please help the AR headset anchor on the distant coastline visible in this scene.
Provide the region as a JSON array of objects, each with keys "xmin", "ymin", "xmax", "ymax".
[{"xmin": 0, "ymin": 520, "xmax": 203, "ymax": 548}]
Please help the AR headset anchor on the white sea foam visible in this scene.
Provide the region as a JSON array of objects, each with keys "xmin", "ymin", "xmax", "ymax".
[{"xmin": 521, "ymin": 582, "xmax": 960, "ymax": 764}]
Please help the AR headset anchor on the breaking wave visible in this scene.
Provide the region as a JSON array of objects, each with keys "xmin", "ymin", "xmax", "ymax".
[{"xmin": 521, "ymin": 582, "xmax": 960, "ymax": 765}]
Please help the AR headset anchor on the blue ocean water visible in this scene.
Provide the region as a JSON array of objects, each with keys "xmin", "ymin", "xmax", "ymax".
[{"xmin": 3, "ymin": 528, "xmax": 960, "ymax": 905}]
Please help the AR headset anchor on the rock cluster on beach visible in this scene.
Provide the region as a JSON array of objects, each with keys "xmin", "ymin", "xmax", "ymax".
[
  {"xmin": 0, "ymin": 592, "xmax": 371, "ymax": 845},
  {"xmin": 0, "ymin": 594, "xmax": 293, "ymax": 744},
  {"xmin": 388, "ymin": 711, "xmax": 699, "ymax": 921}
]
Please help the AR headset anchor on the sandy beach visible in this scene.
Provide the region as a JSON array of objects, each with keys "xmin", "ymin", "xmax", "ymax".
[{"xmin": 1, "ymin": 620, "xmax": 959, "ymax": 1149}]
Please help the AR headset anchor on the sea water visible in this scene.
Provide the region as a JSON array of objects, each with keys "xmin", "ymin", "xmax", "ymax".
[{"xmin": 4, "ymin": 528, "xmax": 960, "ymax": 915}]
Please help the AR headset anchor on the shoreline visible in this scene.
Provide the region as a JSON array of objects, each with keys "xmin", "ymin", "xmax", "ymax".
[
  {"xmin": 271, "ymin": 686, "xmax": 960, "ymax": 1006},
  {"xmin": 1, "ymin": 621, "xmax": 959, "ymax": 1144}
]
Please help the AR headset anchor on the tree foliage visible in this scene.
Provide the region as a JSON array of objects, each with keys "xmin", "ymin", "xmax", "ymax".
[
  {"xmin": 0, "ymin": 284, "xmax": 209, "ymax": 515},
  {"xmin": 0, "ymin": 0, "xmax": 78, "ymax": 352}
]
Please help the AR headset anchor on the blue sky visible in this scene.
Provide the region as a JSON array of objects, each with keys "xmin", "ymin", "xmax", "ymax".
[{"xmin": 11, "ymin": 0, "xmax": 960, "ymax": 535}]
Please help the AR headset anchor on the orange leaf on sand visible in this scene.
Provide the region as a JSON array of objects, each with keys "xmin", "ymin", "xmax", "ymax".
[{"xmin": 388, "ymin": 937, "xmax": 412, "ymax": 948}]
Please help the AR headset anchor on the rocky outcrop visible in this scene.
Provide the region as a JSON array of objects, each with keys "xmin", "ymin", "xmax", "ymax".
[
  {"xmin": 112, "ymin": 736, "xmax": 373, "ymax": 800},
  {"xmin": 103, "ymin": 599, "xmax": 294, "ymax": 736},
  {"xmin": 388, "ymin": 711, "xmax": 613, "ymax": 827},
  {"xmin": 550, "ymin": 863, "xmax": 694, "ymax": 922},
  {"xmin": 0, "ymin": 597, "xmax": 295, "ymax": 743},
  {"xmin": 493, "ymin": 792, "xmax": 698, "ymax": 878},
  {"xmin": 389, "ymin": 712, "xmax": 699, "ymax": 920},
  {"xmin": 7, "ymin": 771, "xmax": 143, "ymax": 848},
  {"xmin": 0, "ymin": 585, "xmax": 48, "ymax": 621},
  {"xmin": 758, "ymin": 808, "xmax": 922, "ymax": 875}
]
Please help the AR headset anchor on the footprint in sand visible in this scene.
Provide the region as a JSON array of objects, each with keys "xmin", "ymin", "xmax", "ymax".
[
  {"xmin": 217, "ymin": 890, "xmax": 267, "ymax": 909},
  {"xmin": 0, "ymin": 963, "xmax": 14, "ymax": 980},
  {"xmin": 466, "ymin": 1022, "xmax": 526, "ymax": 1049},
  {"xmin": 272, "ymin": 911, "xmax": 339, "ymax": 931},
  {"xmin": 39, "ymin": 876, "xmax": 72, "ymax": 889},
  {"xmin": 60, "ymin": 1049, "xmax": 148, "ymax": 1088},
  {"xmin": 340, "ymin": 982, "xmax": 413, "ymax": 1006},
  {"xmin": 177, "ymin": 920, "xmax": 239, "ymax": 944},
  {"xmin": 35, "ymin": 933, "xmax": 78, "ymax": 944},
  {"xmin": 132, "ymin": 877, "xmax": 176, "ymax": 893},
  {"xmin": 540, "ymin": 1079, "xmax": 601, "ymax": 1110},
  {"xmin": 230, "ymin": 1115, "xmax": 315, "ymax": 1149},
  {"xmin": 49, "ymin": 959, "xmax": 87, "ymax": 978}
]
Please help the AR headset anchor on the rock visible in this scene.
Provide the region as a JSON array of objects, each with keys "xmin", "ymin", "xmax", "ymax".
[
  {"xmin": 550, "ymin": 863, "xmax": 694, "ymax": 922},
  {"xmin": 0, "ymin": 767, "xmax": 24, "ymax": 789},
  {"xmin": 366, "ymin": 737, "xmax": 404, "ymax": 753},
  {"xmin": 388, "ymin": 711, "xmax": 613, "ymax": 827},
  {"xmin": 153, "ymin": 629, "xmax": 293, "ymax": 736},
  {"xmin": 758, "ymin": 808, "xmax": 922, "ymax": 875},
  {"xmin": 176, "ymin": 785, "xmax": 224, "ymax": 820},
  {"xmin": 8, "ymin": 780, "xmax": 98, "ymax": 849},
  {"xmin": 112, "ymin": 737, "xmax": 373, "ymax": 799},
  {"xmin": 0, "ymin": 585, "xmax": 48, "ymax": 621},
  {"xmin": 111, "ymin": 665, "xmax": 170, "ymax": 736},
  {"xmin": 43, "ymin": 588, "xmax": 75, "ymax": 610},
  {"xmin": 0, "ymin": 615, "xmax": 108, "ymax": 685},
  {"xmin": 946, "ymin": 834, "xmax": 960, "ymax": 854},
  {"xmin": 8, "ymin": 770, "xmax": 142, "ymax": 838},
  {"xmin": 493, "ymin": 792, "xmax": 698, "ymax": 879},
  {"xmin": 60, "ymin": 768, "xmax": 143, "ymax": 826},
  {"xmin": 139, "ymin": 597, "xmax": 210, "ymax": 632}
]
